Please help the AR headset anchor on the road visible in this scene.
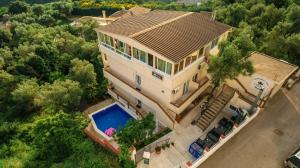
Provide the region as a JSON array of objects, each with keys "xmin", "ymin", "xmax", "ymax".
[{"xmin": 199, "ymin": 82, "xmax": 300, "ymax": 168}]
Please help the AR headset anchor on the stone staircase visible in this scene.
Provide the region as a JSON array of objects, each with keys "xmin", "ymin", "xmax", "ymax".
[{"xmin": 196, "ymin": 86, "xmax": 235, "ymax": 131}]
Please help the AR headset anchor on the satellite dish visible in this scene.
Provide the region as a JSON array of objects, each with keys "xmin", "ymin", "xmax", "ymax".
[{"xmin": 252, "ymin": 77, "xmax": 269, "ymax": 91}]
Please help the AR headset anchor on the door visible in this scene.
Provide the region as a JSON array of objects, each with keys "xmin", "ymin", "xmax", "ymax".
[
  {"xmin": 135, "ymin": 74, "xmax": 141, "ymax": 90},
  {"xmin": 192, "ymin": 73, "xmax": 198, "ymax": 82},
  {"xmin": 183, "ymin": 80, "xmax": 189, "ymax": 95}
]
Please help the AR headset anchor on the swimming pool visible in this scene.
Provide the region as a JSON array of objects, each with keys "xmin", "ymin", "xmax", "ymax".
[{"xmin": 89, "ymin": 103, "xmax": 136, "ymax": 140}]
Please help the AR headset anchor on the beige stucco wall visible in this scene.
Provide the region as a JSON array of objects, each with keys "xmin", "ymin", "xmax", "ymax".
[{"xmin": 97, "ymin": 30, "xmax": 229, "ymax": 116}]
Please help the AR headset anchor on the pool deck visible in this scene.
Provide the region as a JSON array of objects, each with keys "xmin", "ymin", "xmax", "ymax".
[{"xmin": 84, "ymin": 98, "xmax": 114, "ymax": 117}]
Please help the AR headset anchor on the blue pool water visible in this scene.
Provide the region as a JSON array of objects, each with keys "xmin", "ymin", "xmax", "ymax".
[{"xmin": 92, "ymin": 104, "xmax": 134, "ymax": 132}]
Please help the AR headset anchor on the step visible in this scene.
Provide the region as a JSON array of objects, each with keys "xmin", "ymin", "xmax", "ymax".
[
  {"xmin": 199, "ymin": 118, "xmax": 210, "ymax": 126},
  {"xmin": 210, "ymin": 104, "xmax": 222, "ymax": 111},
  {"xmin": 197, "ymin": 121, "xmax": 207, "ymax": 129},
  {"xmin": 197, "ymin": 123, "xmax": 206, "ymax": 131},
  {"xmin": 202, "ymin": 115, "xmax": 211, "ymax": 121},
  {"xmin": 207, "ymin": 109, "xmax": 218, "ymax": 115}
]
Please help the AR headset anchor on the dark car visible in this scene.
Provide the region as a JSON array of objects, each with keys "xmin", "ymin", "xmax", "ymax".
[
  {"xmin": 285, "ymin": 146, "xmax": 300, "ymax": 168},
  {"xmin": 216, "ymin": 117, "xmax": 234, "ymax": 136},
  {"xmin": 197, "ymin": 128, "xmax": 221, "ymax": 149},
  {"xmin": 229, "ymin": 105, "xmax": 248, "ymax": 125}
]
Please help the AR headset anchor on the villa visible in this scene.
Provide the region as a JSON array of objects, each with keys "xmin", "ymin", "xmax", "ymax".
[{"xmin": 95, "ymin": 10, "xmax": 231, "ymax": 130}]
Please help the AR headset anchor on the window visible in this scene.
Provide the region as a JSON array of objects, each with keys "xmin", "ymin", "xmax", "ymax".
[
  {"xmin": 192, "ymin": 73, "xmax": 198, "ymax": 82},
  {"xmin": 133, "ymin": 47, "xmax": 147, "ymax": 63},
  {"xmin": 157, "ymin": 58, "xmax": 166, "ymax": 72},
  {"xmin": 211, "ymin": 38, "xmax": 219, "ymax": 49},
  {"xmin": 166, "ymin": 62, "xmax": 172, "ymax": 75},
  {"xmin": 191, "ymin": 55, "xmax": 197, "ymax": 63},
  {"xmin": 99, "ymin": 33, "xmax": 105, "ymax": 42},
  {"xmin": 174, "ymin": 64, "xmax": 179, "ymax": 74},
  {"xmin": 140, "ymin": 50, "xmax": 146, "ymax": 63},
  {"xmin": 179, "ymin": 60, "xmax": 184, "ymax": 72},
  {"xmin": 126, "ymin": 44, "xmax": 132, "ymax": 56},
  {"xmin": 103, "ymin": 53, "xmax": 107, "ymax": 61},
  {"xmin": 104, "ymin": 34, "xmax": 113, "ymax": 46},
  {"xmin": 199, "ymin": 47, "xmax": 204, "ymax": 57},
  {"xmin": 185, "ymin": 56, "xmax": 191, "ymax": 67},
  {"xmin": 119, "ymin": 41, "xmax": 125, "ymax": 52},
  {"xmin": 183, "ymin": 80, "xmax": 189, "ymax": 95},
  {"xmin": 148, "ymin": 54, "xmax": 153, "ymax": 67},
  {"xmin": 133, "ymin": 48, "xmax": 138, "ymax": 59}
]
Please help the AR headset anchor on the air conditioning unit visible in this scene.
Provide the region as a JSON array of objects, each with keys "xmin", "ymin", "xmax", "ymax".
[{"xmin": 172, "ymin": 87, "xmax": 179, "ymax": 94}]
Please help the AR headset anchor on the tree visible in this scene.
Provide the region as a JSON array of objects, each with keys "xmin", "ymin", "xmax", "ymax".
[
  {"xmin": 208, "ymin": 42, "xmax": 254, "ymax": 93},
  {"xmin": 68, "ymin": 58, "xmax": 97, "ymax": 100},
  {"xmin": 38, "ymin": 14, "xmax": 56, "ymax": 27},
  {"xmin": 31, "ymin": 112, "xmax": 86, "ymax": 162},
  {"xmin": 0, "ymin": 29, "xmax": 12, "ymax": 48},
  {"xmin": 232, "ymin": 33, "xmax": 256, "ymax": 56},
  {"xmin": 8, "ymin": 1, "xmax": 30, "ymax": 14},
  {"xmin": 115, "ymin": 113, "xmax": 156, "ymax": 147},
  {"xmin": 32, "ymin": 4, "xmax": 44, "ymax": 16},
  {"xmin": 118, "ymin": 144, "xmax": 136, "ymax": 168},
  {"xmin": 12, "ymin": 78, "xmax": 40, "ymax": 112},
  {"xmin": 34, "ymin": 79, "xmax": 83, "ymax": 112}
]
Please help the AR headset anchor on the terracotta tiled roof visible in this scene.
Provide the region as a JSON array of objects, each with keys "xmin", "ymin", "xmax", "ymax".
[
  {"xmin": 109, "ymin": 6, "xmax": 151, "ymax": 18},
  {"xmin": 132, "ymin": 12, "xmax": 231, "ymax": 62},
  {"xmin": 97, "ymin": 10, "xmax": 231, "ymax": 63},
  {"xmin": 99, "ymin": 10, "xmax": 187, "ymax": 36}
]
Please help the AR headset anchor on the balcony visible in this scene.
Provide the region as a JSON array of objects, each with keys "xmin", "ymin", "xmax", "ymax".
[
  {"xmin": 104, "ymin": 67, "xmax": 176, "ymax": 128},
  {"xmin": 108, "ymin": 86, "xmax": 147, "ymax": 118},
  {"xmin": 171, "ymin": 76, "xmax": 210, "ymax": 108},
  {"xmin": 101, "ymin": 43, "xmax": 131, "ymax": 60}
]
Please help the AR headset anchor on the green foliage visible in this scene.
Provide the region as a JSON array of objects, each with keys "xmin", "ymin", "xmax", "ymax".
[
  {"xmin": 118, "ymin": 144, "xmax": 136, "ymax": 168},
  {"xmin": 12, "ymin": 78, "xmax": 40, "ymax": 113},
  {"xmin": 115, "ymin": 113, "xmax": 156, "ymax": 147},
  {"xmin": 31, "ymin": 112, "xmax": 86, "ymax": 162},
  {"xmin": 0, "ymin": 29, "xmax": 12, "ymax": 48},
  {"xmin": 208, "ymin": 41, "xmax": 254, "ymax": 87},
  {"xmin": 0, "ymin": 7, "xmax": 8, "ymax": 17},
  {"xmin": 69, "ymin": 58, "xmax": 97, "ymax": 100},
  {"xmin": 8, "ymin": 1, "xmax": 30, "ymax": 14},
  {"xmin": 34, "ymin": 79, "xmax": 83, "ymax": 112}
]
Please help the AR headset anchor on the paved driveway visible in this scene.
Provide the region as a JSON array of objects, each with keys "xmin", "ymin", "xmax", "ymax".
[{"xmin": 199, "ymin": 83, "xmax": 300, "ymax": 168}]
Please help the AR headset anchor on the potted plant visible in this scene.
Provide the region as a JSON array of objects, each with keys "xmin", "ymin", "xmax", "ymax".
[
  {"xmin": 155, "ymin": 146, "xmax": 161, "ymax": 154},
  {"xmin": 166, "ymin": 142, "xmax": 170, "ymax": 148}
]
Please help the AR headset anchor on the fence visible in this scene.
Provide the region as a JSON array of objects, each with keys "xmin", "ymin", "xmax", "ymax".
[{"xmin": 135, "ymin": 137, "xmax": 170, "ymax": 163}]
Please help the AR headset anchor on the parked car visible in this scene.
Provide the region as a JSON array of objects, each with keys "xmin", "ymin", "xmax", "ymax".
[
  {"xmin": 284, "ymin": 146, "xmax": 300, "ymax": 168},
  {"xmin": 189, "ymin": 141, "xmax": 204, "ymax": 158},
  {"xmin": 229, "ymin": 105, "xmax": 248, "ymax": 125},
  {"xmin": 216, "ymin": 117, "xmax": 234, "ymax": 136},
  {"xmin": 197, "ymin": 128, "xmax": 221, "ymax": 150}
]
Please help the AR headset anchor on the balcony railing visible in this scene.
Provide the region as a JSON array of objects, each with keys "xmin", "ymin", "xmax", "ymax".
[
  {"xmin": 104, "ymin": 67, "xmax": 176, "ymax": 127},
  {"xmin": 171, "ymin": 76, "xmax": 210, "ymax": 108},
  {"xmin": 108, "ymin": 86, "xmax": 147, "ymax": 118},
  {"xmin": 101, "ymin": 43, "xmax": 131, "ymax": 60}
]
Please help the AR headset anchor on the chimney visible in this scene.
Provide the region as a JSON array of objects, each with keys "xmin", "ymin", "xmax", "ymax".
[{"xmin": 102, "ymin": 10, "xmax": 106, "ymax": 18}]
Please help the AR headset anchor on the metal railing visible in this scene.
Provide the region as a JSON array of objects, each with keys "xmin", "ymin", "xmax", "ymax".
[{"xmin": 135, "ymin": 138, "xmax": 171, "ymax": 163}]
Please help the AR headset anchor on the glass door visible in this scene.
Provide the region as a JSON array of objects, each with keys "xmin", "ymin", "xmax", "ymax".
[{"xmin": 183, "ymin": 80, "xmax": 189, "ymax": 95}]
